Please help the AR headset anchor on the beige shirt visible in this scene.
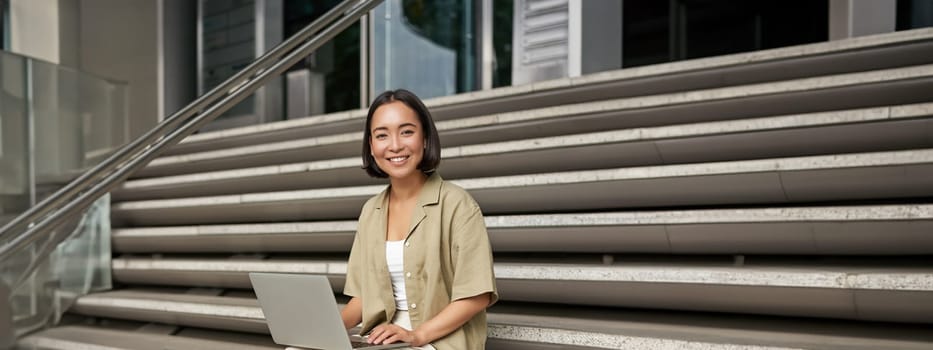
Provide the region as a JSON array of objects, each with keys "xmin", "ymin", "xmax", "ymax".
[{"xmin": 344, "ymin": 173, "xmax": 499, "ymax": 349}]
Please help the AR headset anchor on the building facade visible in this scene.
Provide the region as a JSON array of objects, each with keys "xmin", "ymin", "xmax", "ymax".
[{"xmin": 2, "ymin": 0, "xmax": 932, "ymax": 133}]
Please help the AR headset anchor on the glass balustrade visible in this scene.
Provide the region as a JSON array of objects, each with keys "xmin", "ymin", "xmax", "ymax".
[{"xmin": 0, "ymin": 50, "xmax": 124, "ymax": 343}]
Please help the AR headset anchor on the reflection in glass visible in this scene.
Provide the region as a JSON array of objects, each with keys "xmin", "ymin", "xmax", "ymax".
[
  {"xmin": 373, "ymin": 0, "xmax": 476, "ymax": 99},
  {"xmin": 493, "ymin": 0, "xmax": 513, "ymax": 88},
  {"xmin": 200, "ymin": 0, "xmax": 256, "ymax": 120},
  {"xmin": 284, "ymin": 0, "xmax": 360, "ymax": 114}
]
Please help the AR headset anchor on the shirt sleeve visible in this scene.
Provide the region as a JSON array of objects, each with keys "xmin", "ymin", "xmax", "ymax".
[
  {"xmin": 450, "ymin": 205, "xmax": 499, "ymax": 305},
  {"xmin": 344, "ymin": 226, "xmax": 364, "ymax": 297}
]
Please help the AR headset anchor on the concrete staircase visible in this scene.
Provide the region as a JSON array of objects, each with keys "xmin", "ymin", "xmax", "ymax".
[{"xmin": 18, "ymin": 29, "xmax": 933, "ymax": 349}]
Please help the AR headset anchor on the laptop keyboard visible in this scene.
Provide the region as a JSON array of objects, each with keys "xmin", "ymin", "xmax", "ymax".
[{"xmin": 350, "ymin": 340, "xmax": 372, "ymax": 348}]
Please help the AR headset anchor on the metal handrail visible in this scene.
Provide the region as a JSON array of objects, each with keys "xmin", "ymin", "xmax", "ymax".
[
  {"xmin": 0, "ymin": 0, "xmax": 383, "ymax": 263},
  {"xmin": 0, "ymin": 0, "xmax": 361, "ymax": 241}
]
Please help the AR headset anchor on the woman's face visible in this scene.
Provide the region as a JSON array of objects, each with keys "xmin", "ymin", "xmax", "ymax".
[{"xmin": 369, "ymin": 101, "xmax": 425, "ymax": 181}]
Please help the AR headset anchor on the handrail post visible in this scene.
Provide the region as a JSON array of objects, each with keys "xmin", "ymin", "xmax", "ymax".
[
  {"xmin": 24, "ymin": 58, "xmax": 39, "ymax": 327},
  {"xmin": 25, "ymin": 59, "xmax": 36, "ymax": 208}
]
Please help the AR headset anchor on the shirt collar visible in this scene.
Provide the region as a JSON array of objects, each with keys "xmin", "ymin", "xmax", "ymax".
[
  {"xmin": 417, "ymin": 172, "xmax": 442, "ymax": 207},
  {"xmin": 374, "ymin": 172, "xmax": 442, "ymax": 210}
]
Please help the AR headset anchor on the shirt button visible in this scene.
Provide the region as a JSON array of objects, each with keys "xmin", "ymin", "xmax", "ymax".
[
  {"xmin": 411, "ymin": 303, "xmax": 417, "ymax": 309},
  {"xmin": 405, "ymin": 242, "xmax": 410, "ymax": 247},
  {"xmin": 405, "ymin": 272, "xmax": 412, "ymax": 278}
]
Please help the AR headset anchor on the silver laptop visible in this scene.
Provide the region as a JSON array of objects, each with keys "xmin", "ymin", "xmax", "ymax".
[{"xmin": 249, "ymin": 272, "xmax": 409, "ymax": 350}]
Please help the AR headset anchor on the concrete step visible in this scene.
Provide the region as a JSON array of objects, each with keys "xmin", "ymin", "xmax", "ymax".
[
  {"xmin": 29, "ymin": 29, "xmax": 933, "ymax": 350},
  {"xmin": 112, "ymin": 149, "xmax": 933, "ymax": 226},
  {"xmin": 111, "ymin": 204, "xmax": 933, "ymax": 255},
  {"xmin": 137, "ymin": 64, "xmax": 933, "ymax": 178},
  {"xmin": 485, "ymin": 303, "xmax": 933, "ymax": 350},
  {"xmin": 17, "ymin": 324, "xmax": 280, "ymax": 350},
  {"xmin": 166, "ymin": 28, "xmax": 933, "ymax": 156},
  {"xmin": 62, "ymin": 289, "xmax": 933, "ymax": 349},
  {"xmin": 107, "ymin": 257, "xmax": 933, "ymax": 323},
  {"xmin": 115, "ymin": 103, "xmax": 933, "ymax": 200}
]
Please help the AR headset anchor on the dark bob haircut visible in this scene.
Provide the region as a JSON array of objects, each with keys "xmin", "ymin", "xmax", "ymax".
[{"xmin": 362, "ymin": 89, "xmax": 441, "ymax": 178}]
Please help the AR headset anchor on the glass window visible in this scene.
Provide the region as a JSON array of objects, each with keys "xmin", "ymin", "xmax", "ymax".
[
  {"xmin": 623, "ymin": 0, "xmax": 828, "ymax": 68},
  {"xmin": 492, "ymin": 0, "xmax": 513, "ymax": 88},
  {"xmin": 897, "ymin": 0, "xmax": 933, "ymax": 30},
  {"xmin": 284, "ymin": 0, "xmax": 360, "ymax": 113},
  {"xmin": 201, "ymin": 0, "xmax": 257, "ymax": 120},
  {"xmin": 372, "ymin": 0, "xmax": 477, "ymax": 100},
  {"xmin": 1, "ymin": 0, "xmax": 8, "ymax": 50},
  {"xmin": 622, "ymin": 0, "xmax": 670, "ymax": 68}
]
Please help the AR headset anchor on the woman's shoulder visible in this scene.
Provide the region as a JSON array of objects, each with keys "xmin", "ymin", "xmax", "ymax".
[{"xmin": 438, "ymin": 179, "xmax": 481, "ymax": 210}]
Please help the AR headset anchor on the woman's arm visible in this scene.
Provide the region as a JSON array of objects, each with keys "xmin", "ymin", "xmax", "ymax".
[
  {"xmin": 341, "ymin": 296, "xmax": 363, "ymax": 330},
  {"xmin": 366, "ymin": 292, "xmax": 491, "ymax": 346}
]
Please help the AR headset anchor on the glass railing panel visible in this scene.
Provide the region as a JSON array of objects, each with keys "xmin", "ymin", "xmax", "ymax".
[
  {"xmin": 0, "ymin": 51, "xmax": 29, "ymax": 227},
  {"xmin": 46, "ymin": 194, "xmax": 111, "ymax": 327},
  {"xmin": 3, "ymin": 236, "xmax": 46, "ymax": 336},
  {"xmin": 79, "ymin": 71, "xmax": 128, "ymax": 167},
  {"xmin": 29, "ymin": 58, "xmax": 129, "ymax": 188},
  {"xmin": 2, "ymin": 194, "xmax": 110, "ymax": 339},
  {"xmin": 0, "ymin": 49, "xmax": 128, "ymax": 223},
  {"xmin": 106, "ymin": 83, "xmax": 129, "ymax": 165},
  {"xmin": 0, "ymin": 50, "xmax": 122, "ymax": 345},
  {"xmin": 1, "ymin": 50, "xmax": 130, "ymax": 224},
  {"xmin": 32, "ymin": 59, "xmax": 83, "ymax": 185}
]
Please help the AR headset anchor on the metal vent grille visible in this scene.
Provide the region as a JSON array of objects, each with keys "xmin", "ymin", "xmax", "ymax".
[{"xmin": 519, "ymin": 0, "xmax": 568, "ymax": 64}]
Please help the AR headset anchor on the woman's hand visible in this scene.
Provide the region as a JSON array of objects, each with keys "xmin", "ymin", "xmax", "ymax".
[
  {"xmin": 367, "ymin": 324, "xmax": 426, "ymax": 346},
  {"xmin": 366, "ymin": 293, "xmax": 492, "ymax": 346}
]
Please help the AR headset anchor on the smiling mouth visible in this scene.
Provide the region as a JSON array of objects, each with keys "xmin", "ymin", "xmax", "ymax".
[{"xmin": 388, "ymin": 156, "xmax": 409, "ymax": 163}]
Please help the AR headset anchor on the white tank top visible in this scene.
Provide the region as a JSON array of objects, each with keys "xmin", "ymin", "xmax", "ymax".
[{"xmin": 385, "ymin": 240, "xmax": 408, "ymax": 310}]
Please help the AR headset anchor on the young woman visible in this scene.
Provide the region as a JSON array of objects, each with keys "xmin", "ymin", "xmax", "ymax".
[{"xmin": 341, "ymin": 89, "xmax": 498, "ymax": 349}]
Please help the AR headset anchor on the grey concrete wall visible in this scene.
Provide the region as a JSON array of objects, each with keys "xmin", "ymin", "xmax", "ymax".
[
  {"xmin": 578, "ymin": 0, "xmax": 622, "ymax": 75},
  {"xmin": 79, "ymin": 0, "xmax": 159, "ymax": 139},
  {"xmin": 57, "ymin": 0, "xmax": 79, "ymax": 67},
  {"xmin": 9, "ymin": 0, "xmax": 60, "ymax": 63},
  {"xmin": 829, "ymin": 0, "xmax": 897, "ymax": 40}
]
